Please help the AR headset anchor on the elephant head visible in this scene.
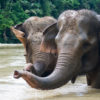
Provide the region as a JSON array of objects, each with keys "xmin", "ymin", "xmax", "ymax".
[
  {"xmin": 11, "ymin": 16, "xmax": 58, "ymax": 76},
  {"xmin": 14, "ymin": 10, "xmax": 100, "ymax": 89}
]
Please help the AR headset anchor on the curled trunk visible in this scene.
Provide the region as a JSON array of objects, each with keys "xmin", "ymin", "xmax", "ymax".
[{"xmin": 14, "ymin": 46, "xmax": 81, "ymax": 89}]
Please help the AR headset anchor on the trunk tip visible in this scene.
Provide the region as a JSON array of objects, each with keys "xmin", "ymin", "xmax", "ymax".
[{"xmin": 13, "ymin": 70, "xmax": 21, "ymax": 79}]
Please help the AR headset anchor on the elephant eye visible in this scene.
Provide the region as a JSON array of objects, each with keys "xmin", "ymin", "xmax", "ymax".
[
  {"xmin": 83, "ymin": 41, "xmax": 91, "ymax": 50},
  {"xmin": 53, "ymin": 53, "xmax": 58, "ymax": 58},
  {"xmin": 24, "ymin": 54, "xmax": 27, "ymax": 56}
]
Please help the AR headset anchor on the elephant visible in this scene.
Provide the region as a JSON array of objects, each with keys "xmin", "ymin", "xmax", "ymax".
[
  {"xmin": 11, "ymin": 16, "xmax": 58, "ymax": 76},
  {"xmin": 13, "ymin": 9, "xmax": 100, "ymax": 90}
]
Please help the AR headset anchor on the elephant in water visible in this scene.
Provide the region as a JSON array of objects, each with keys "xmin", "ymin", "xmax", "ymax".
[
  {"xmin": 14, "ymin": 9, "xmax": 100, "ymax": 90},
  {"xmin": 11, "ymin": 16, "xmax": 58, "ymax": 76}
]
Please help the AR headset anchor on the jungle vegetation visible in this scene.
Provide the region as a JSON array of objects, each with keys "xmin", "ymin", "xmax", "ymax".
[{"xmin": 0, "ymin": 0, "xmax": 100, "ymax": 43}]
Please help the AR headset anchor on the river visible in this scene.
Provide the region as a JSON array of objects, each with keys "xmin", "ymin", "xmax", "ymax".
[{"xmin": 0, "ymin": 44, "xmax": 100, "ymax": 100}]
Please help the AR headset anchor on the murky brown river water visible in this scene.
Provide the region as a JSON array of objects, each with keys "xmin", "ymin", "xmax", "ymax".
[{"xmin": 0, "ymin": 44, "xmax": 100, "ymax": 100}]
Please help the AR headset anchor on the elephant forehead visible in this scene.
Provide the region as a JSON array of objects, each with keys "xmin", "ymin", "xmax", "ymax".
[
  {"xmin": 23, "ymin": 17, "xmax": 57, "ymax": 36},
  {"xmin": 27, "ymin": 32, "xmax": 42, "ymax": 43},
  {"xmin": 58, "ymin": 10, "xmax": 78, "ymax": 22},
  {"xmin": 58, "ymin": 10, "xmax": 79, "ymax": 29},
  {"xmin": 65, "ymin": 10, "xmax": 78, "ymax": 18}
]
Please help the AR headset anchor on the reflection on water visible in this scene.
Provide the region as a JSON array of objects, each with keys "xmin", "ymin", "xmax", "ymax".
[{"xmin": 0, "ymin": 44, "xmax": 100, "ymax": 100}]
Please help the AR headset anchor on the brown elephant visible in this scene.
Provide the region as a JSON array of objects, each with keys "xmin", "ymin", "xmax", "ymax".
[
  {"xmin": 11, "ymin": 16, "xmax": 58, "ymax": 76},
  {"xmin": 14, "ymin": 9, "xmax": 100, "ymax": 90}
]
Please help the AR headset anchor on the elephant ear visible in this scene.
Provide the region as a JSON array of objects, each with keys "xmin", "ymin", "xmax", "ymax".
[
  {"xmin": 10, "ymin": 24, "xmax": 26, "ymax": 48},
  {"xmin": 40, "ymin": 22, "xmax": 58, "ymax": 54}
]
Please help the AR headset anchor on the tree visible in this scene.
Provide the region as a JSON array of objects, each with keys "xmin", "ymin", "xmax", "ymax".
[{"xmin": 0, "ymin": 0, "xmax": 100, "ymax": 43}]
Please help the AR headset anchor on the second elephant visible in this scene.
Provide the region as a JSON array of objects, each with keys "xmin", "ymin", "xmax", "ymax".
[{"xmin": 11, "ymin": 16, "xmax": 58, "ymax": 76}]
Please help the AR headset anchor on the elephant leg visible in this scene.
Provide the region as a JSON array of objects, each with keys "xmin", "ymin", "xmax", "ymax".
[
  {"xmin": 71, "ymin": 76, "xmax": 77, "ymax": 83},
  {"xmin": 86, "ymin": 66, "xmax": 100, "ymax": 88},
  {"xmin": 86, "ymin": 73, "xmax": 92, "ymax": 86}
]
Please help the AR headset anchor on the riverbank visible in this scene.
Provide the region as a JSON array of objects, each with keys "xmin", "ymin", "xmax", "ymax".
[{"xmin": 0, "ymin": 43, "xmax": 23, "ymax": 49}]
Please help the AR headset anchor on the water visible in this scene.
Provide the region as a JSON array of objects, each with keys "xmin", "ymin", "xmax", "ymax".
[{"xmin": 0, "ymin": 44, "xmax": 100, "ymax": 100}]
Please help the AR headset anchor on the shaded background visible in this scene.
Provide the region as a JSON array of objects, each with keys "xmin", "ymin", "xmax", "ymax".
[{"xmin": 0, "ymin": 0, "xmax": 100, "ymax": 43}]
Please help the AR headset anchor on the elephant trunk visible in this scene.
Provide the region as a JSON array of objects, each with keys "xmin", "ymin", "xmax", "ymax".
[
  {"xmin": 36, "ymin": 48, "xmax": 81, "ymax": 89},
  {"xmin": 14, "ymin": 45, "xmax": 81, "ymax": 89},
  {"xmin": 33, "ymin": 52, "xmax": 56, "ymax": 75}
]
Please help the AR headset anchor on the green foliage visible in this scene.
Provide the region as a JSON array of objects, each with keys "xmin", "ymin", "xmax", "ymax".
[
  {"xmin": 0, "ymin": 0, "xmax": 29, "ymax": 43},
  {"xmin": 0, "ymin": 0, "xmax": 100, "ymax": 43}
]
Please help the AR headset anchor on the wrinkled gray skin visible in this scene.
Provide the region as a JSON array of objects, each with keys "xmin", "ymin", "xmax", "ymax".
[
  {"xmin": 11, "ymin": 16, "xmax": 57, "ymax": 76},
  {"xmin": 14, "ymin": 10, "xmax": 100, "ymax": 90}
]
